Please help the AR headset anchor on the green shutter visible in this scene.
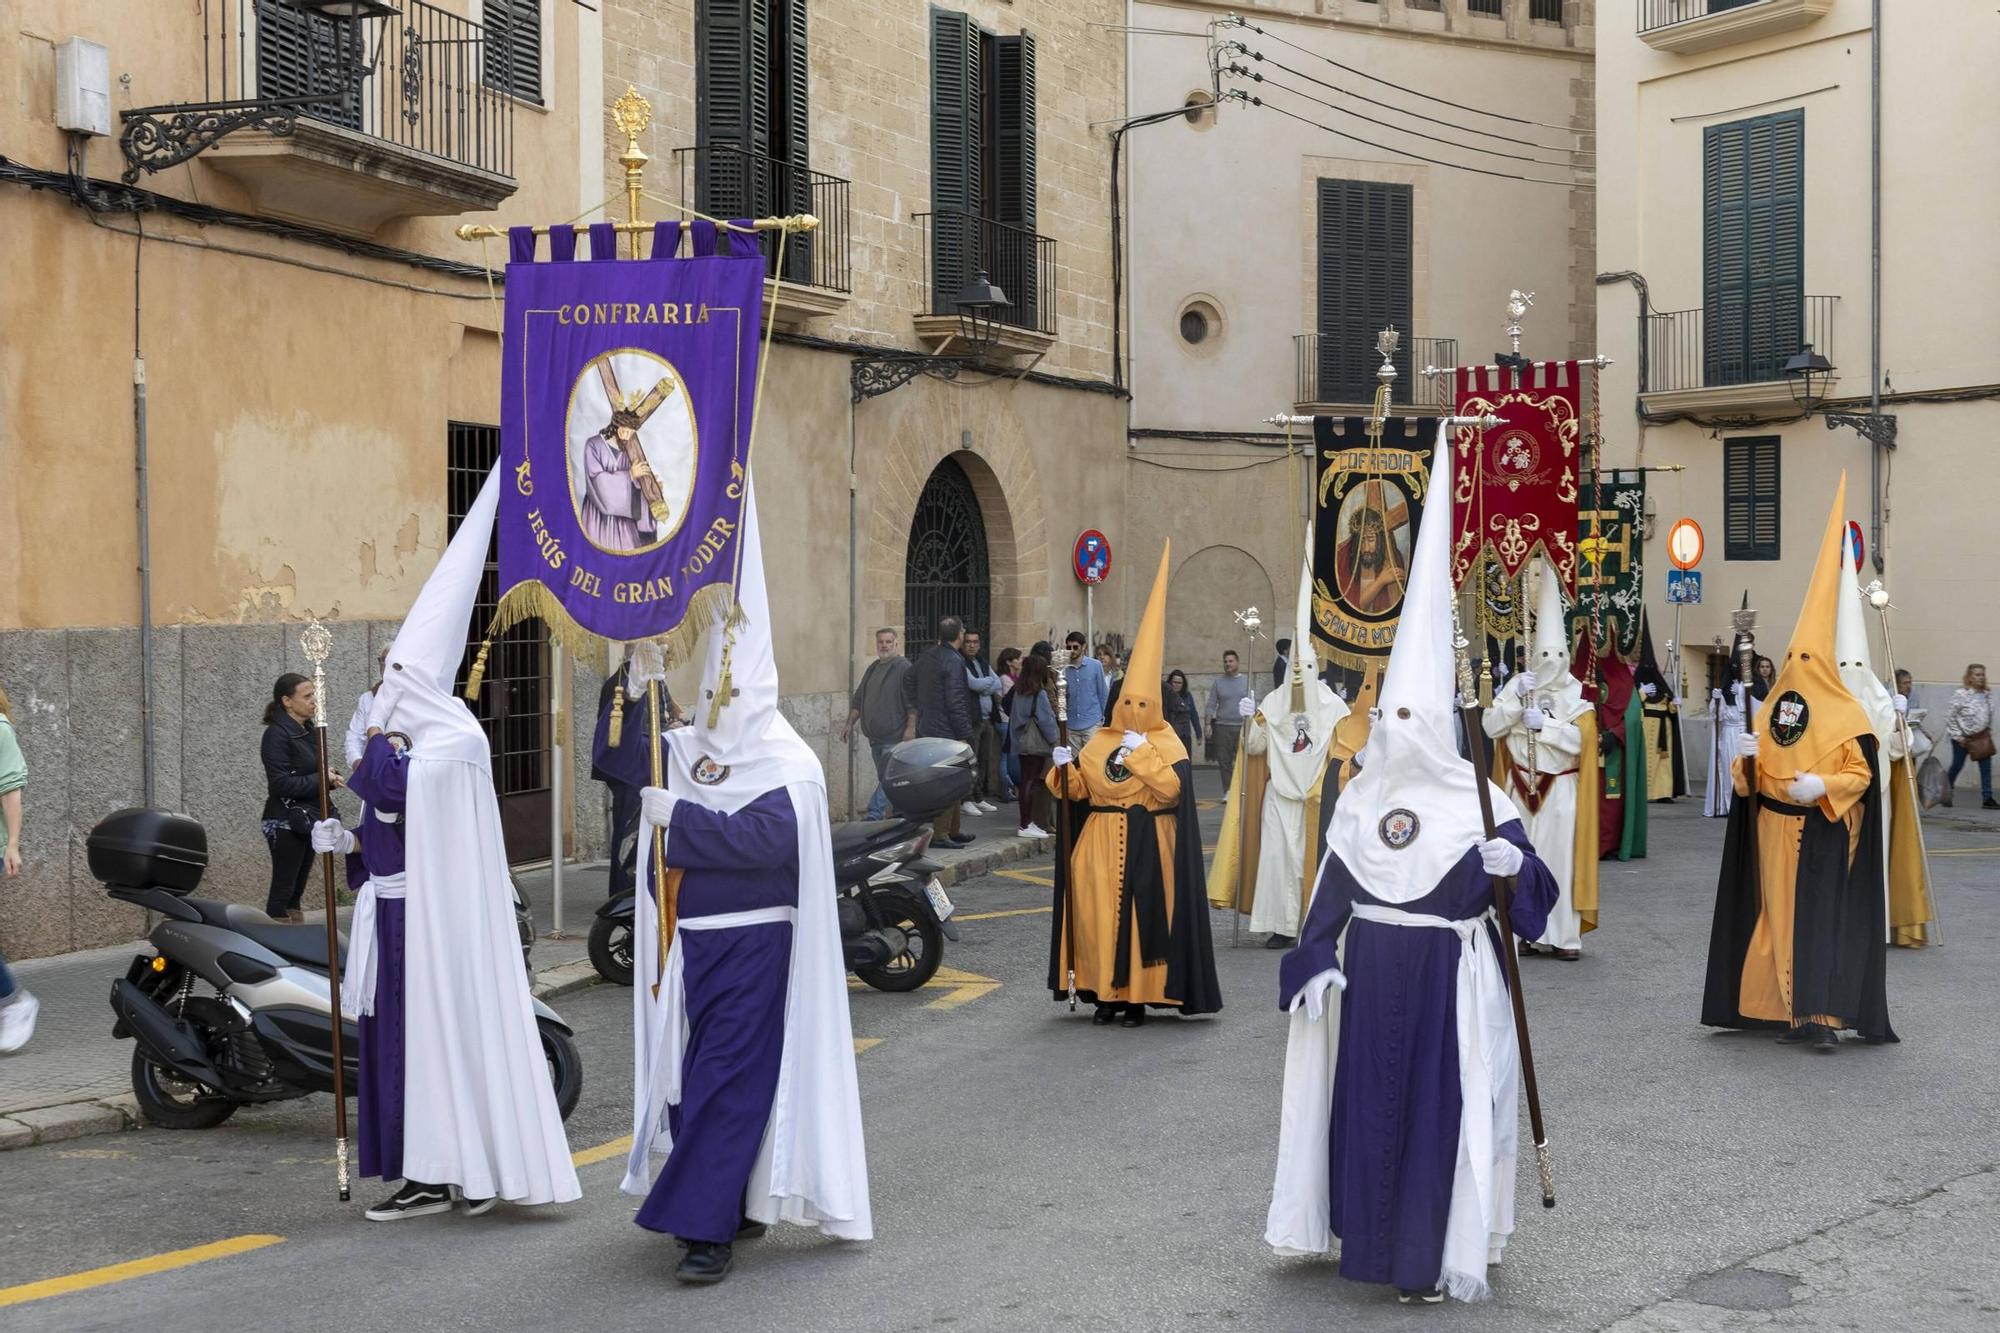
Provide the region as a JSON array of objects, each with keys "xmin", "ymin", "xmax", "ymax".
[
  {"xmin": 1724, "ymin": 437, "xmax": 1781, "ymax": 561},
  {"xmin": 486, "ymin": 0, "xmax": 542, "ymax": 106},
  {"xmin": 1315, "ymin": 180, "xmax": 1413, "ymax": 402},
  {"xmin": 256, "ymin": 0, "xmax": 360, "ymax": 128},
  {"xmin": 992, "ymin": 31, "xmax": 1036, "ymax": 328},
  {"xmin": 930, "ymin": 8, "xmax": 983, "ymax": 316},
  {"xmin": 1705, "ymin": 110, "xmax": 1802, "ymax": 386},
  {"xmin": 776, "ymin": 0, "xmax": 812, "ymax": 280},
  {"xmin": 697, "ymin": 0, "xmax": 773, "ymax": 219}
]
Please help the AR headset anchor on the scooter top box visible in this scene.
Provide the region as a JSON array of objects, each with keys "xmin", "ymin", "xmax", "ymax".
[
  {"xmin": 882, "ymin": 737, "xmax": 977, "ymax": 819},
  {"xmin": 87, "ymin": 809, "xmax": 209, "ymax": 894}
]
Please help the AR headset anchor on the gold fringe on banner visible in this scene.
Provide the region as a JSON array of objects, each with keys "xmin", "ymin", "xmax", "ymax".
[{"xmin": 462, "ymin": 580, "xmax": 737, "ymax": 703}]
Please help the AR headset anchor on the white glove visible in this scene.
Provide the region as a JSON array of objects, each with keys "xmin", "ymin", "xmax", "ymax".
[
  {"xmin": 1640, "ymin": 682, "xmax": 1658, "ymax": 700},
  {"xmin": 1513, "ymin": 671, "xmax": 1538, "ymax": 698},
  {"xmin": 310, "ymin": 818, "xmax": 354, "ymax": 856},
  {"xmin": 1479, "ymin": 837, "xmax": 1525, "ymax": 878},
  {"xmin": 640, "ymin": 786, "xmax": 677, "ymax": 827},
  {"xmin": 1051, "ymin": 746, "xmax": 1075, "ymax": 768},
  {"xmin": 1787, "ymin": 772, "xmax": 1827, "ymax": 803},
  {"xmin": 1737, "ymin": 732, "xmax": 1760, "ymax": 760},
  {"xmin": 1523, "ymin": 706, "xmax": 1547, "ymax": 732},
  {"xmin": 1892, "ymin": 693, "xmax": 1909, "ymax": 716},
  {"xmin": 1238, "ymin": 696, "xmax": 1257, "ymax": 719},
  {"xmin": 1290, "ymin": 967, "xmax": 1348, "ymax": 1021},
  {"xmin": 1121, "ymin": 730, "xmax": 1146, "ymax": 752}
]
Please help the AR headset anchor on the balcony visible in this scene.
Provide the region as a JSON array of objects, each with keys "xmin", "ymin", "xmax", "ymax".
[
  {"xmin": 1638, "ymin": 0, "xmax": 1834, "ymax": 55},
  {"xmin": 672, "ymin": 144, "xmax": 851, "ymax": 329},
  {"xmin": 1293, "ymin": 334, "xmax": 1458, "ymax": 414},
  {"xmin": 914, "ymin": 210, "xmax": 1058, "ymax": 362},
  {"xmin": 121, "ymin": 0, "xmax": 515, "ymax": 234},
  {"xmin": 1641, "ymin": 295, "xmax": 1838, "ymax": 412}
]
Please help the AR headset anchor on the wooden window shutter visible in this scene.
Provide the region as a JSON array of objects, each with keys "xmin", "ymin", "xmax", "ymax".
[
  {"xmin": 930, "ymin": 8, "xmax": 983, "ymax": 316},
  {"xmin": 1723, "ymin": 437, "xmax": 1781, "ymax": 561},
  {"xmin": 1315, "ymin": 179, "xmax": 1413, "ymax": 403},
  {"xmin": 697, "ymin": 0, "xmax": 773, "ymax": 219},
  {"xmin": 256, "ymin": 0, "xmax": 360, "ymax": 128},
  {"xmin": 483, "ymin": 0, "xmax": 543, "ymax": 106},
  {"xmin": 1705, "ymin": 110, "xmax": 1802, "ymax": 386},
  {"xmin": 777, "ymin": 0, "xmax": 812, "ymax": 280},
  {"xmin": 992, "ymin": 31, "xmax": 1037, "ymax": 327}
]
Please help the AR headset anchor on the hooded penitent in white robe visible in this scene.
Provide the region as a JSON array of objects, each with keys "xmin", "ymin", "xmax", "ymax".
[
  {"xmin": 364, "ymin": 466, "xmax": 581, "ymax": 1206},
  {"xmin": 1266, "ymin": 421, "xmax": 1558, "ymax": 1301},
  {"xmin": 1482, "ymin": 558, "xmax": 1590, "ymax": 952},
  {"xmin": 622, "ymin": 477, "xmax": 872, "ymax": 1242}
]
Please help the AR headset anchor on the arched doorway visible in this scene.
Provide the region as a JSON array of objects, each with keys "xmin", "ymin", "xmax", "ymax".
[{"xmin": 904, "ymin": 457, "xmax": 990, "ymax": 654}]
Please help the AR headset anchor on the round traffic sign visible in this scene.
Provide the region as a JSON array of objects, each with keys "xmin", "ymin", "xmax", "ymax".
[
  {"xmin": 1666, "ymin": 517, "xmax": 1704, "ymax": 571},
  {"xmin": 1073, "ymin": 530, "xmax": 1112, "ymax": 585},
  {"xmin": 1847, "ymin": 520, "xmax": 1865, "ymax": 571}
]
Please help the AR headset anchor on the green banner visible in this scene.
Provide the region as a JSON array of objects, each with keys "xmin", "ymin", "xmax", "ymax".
[{"xmin": 1569, "ymin": 471, "xmax": 1644, "ymax": 661}]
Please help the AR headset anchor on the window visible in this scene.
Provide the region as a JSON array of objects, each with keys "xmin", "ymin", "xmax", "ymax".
[
  {"xmin": 930, "ymin": 8, "xmax": 1038, "ymax": 327},
  {"xmin": 483, "ymin": 0, "xmax": 542, "ymax": 105},
  {"xmin": 1469, "ymin": 0, "xmax": 1504, "ymax": 15},
  {"xmin": 1314, "ymin": 178, "xmax": 1413, "ymax": 403},
  {"xmin": 255, "ymin": 0, "xmax": 361, "ymax": 128},
  {"xmin": 697, "ymin": 0, "xmax": 811, "ymax": 280},
  {"xmin": 1704, "ymin": 109, "xmax": 1803, "ymax": 387},
  {"xmin": 1180, "ymin": 309, "xmax": 1210, "ymax": 345},
  {"xmin": 1531, "ymin": 0, "xmax": 1567, "ymax": 21},
  {"xmin": 1723, "ymin": 436, "xmax": 1781, "ymax": 561}
]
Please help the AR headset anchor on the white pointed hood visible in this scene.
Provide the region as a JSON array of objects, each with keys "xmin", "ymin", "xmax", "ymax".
[
  {"xmin": 1527, "ymin": 555, "xmax": 1585, "ymax": 718},
  {"xmin": 1836, "ymin": 525, "xmax": 1897, "ymax": 747},
  {"xmin": 1322, "ymin": 421, "xmax": 1517, "ymax": 902},
  {"xmin": 1256, "ymin": 542, "xmax": 1348, "ymax": 799},
  {"xmin": 663, "ymin": 476, "xmax": 823, "ymax": 808},
  {"xmin": 368, "ymin": 465, "xmax": 498, "ymax": 767}
]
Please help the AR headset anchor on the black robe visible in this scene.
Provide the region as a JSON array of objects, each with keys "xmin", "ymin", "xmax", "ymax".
[
  {"xmin": 1048, "ymin": 758, "xmax": 1223, "ymax": 1014},
  {"xmin": 1700, "ymin": 735, "xmax": 1897, "ymax": 1041}
]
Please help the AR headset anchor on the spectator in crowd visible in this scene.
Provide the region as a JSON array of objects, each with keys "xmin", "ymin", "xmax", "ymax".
[
  {"xmin": 1098, "ymin": 644, "xmax": 1125, "ymax": 718},
  {"xmin": 1751, "ymin": 654, "xmax": 1777, "ymax": 702},
  {"xmin": 1272, "ymin": 638, "xmax": 1292, "ymax": 689},
  {"xmin": 842, "ymin": 627, "xmax": 913, "ymax": 821},
  {"xmin": 1008, "ymin": 655, "xmax": 1059, "ymax": 838},
  {"xmin": 962, "ymin": 630, "xmax": 1005, "ymax": 817},
  {"xmin": 1164, "ymin": 669, "xmax": 1203, "ymax": 757},
  {"xmin": 345, "ymin": 649, "xmax": 388, "ymax": 770},
  {"xmin": 261, "ymin": 672, "xmax": 338, "ymax": 923},
  {"xmin": 1062, "ymin": 630, "xmax": 1109, "ymax": 738},
  {"xmin": 593, "ymin": 649, "xmax": 682, "ymax": 897},
  {"xmin": 1943, "ymin": 662, "xmax": 1996, "ymax": 809},
  {"xmin": 1892, "ymin": 670, "xmax": 1934, "ymax": 762},
  {"xmin": 1206, "ymin": 650, "xmax": 1251, "ymax": 778},
  {"xmin": 905, "ymin": 617, "xmax": 977, "ymax": 845},
  {"xmin": 995, "ymin": 647, "xmax": 1023, "ymax": 800},
  {"xmin": 0, "ymin": 683, "xmax": 35, "ymax": 1054}
]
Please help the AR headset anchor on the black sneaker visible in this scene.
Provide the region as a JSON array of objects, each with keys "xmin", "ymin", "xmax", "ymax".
[
  {"xmin": 675, "ymin": 1240, "xmax": 734, "ymax": 1284},
  {"xmin": 1263, "ymin": 933, "xmax": 1296, "ymax": 950},
  {"xmin": 1397, "ymin": 1287, "xmax": 1445, "ymax": 1305},
  {"xmin": 365, "ymin": 1182, "xmax": 454, "ymax": 1221},
  {"xmin": 1984, "ymin": 799, "xmax": 2000, "ymax": 810}
]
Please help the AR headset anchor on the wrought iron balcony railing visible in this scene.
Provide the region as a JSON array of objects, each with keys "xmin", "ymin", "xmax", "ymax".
[
  {"xmin": 916, "ymin": 210, "xmax": 1058, "ymax": 335},
  {"xmin": 1638, "ymin": 0, "xmax": 1767, "ymax": 34},
  {"xmin": 121, "ymin": 0, "xmax": 512, "ymax": 183},
  {"xmin": 1643, "ymin": 295, "xmax": 1837, "ymax": 394},
  {"xmin": 673, "ymin": 144, "xmax": 851, "ymax": 293},
  {"xmin": 1293, "ymin": 333, "xmax": 1458, "ymax": 410}
]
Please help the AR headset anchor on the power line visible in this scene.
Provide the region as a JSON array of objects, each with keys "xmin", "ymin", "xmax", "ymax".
[
  {"xmin": 1221, "ymin": 16, "xmax": 1594, "ymax": 136},
  {"xmin": 1230, "ymin": 47, "xmax": 1589, "ymax": 157},
  {"xmin": 1225, "ymin": 63, "xmax": 1582, "ymax": 169},
  {"xmin": 1233, "ymin": 93, "xmax": 1590, "ymax": 190}
]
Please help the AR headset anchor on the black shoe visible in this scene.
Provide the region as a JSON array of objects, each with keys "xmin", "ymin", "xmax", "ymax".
[
  {"xmin": 1775, "ymin": 1024, "xmax": 1816, "ymax": 1045},
  {"xmin": 675, "ymin": 1240, "xmax": 734, "ymax": 1284},
  {"xmin": 1092, "ymin": 1003, "xmax": 1121, "ymax": 1025},
  {"xmin": 736, "ymin": 1216, "xmax": 767, "ymax": 1240},
  {"xmin": 1119, "ymin": 1006, "xmax": 1147, "ymax": 1028},
  {"xmin": 1263, "ymin": 933, "xmax": 1295, "ymax": 950},
  {"xmin": 365, "ymin": 1181, "xmax": 454, "ymax": 1222},
  {"xmin": 1984, "ymin": 799, "xmax": 2000, "ymax": 810},
  {"xmin": 458, "ymin": 1192, "xmax": 498, "ymax": 1217},
  {"xmin": 1518, "ymin": 939, "xmax": 1539, "ymax": 958},
  {"xmin": 1812, "ymin": 1025, "xmax": 1841, "ymax": 1053},
  {"xmin": 1396, "ymin": 1287, "xmax": 1445, "ymax": 1305},
  {"xmin": 946, "ymin": 832, "xmax": 976, "ymax": 846}
]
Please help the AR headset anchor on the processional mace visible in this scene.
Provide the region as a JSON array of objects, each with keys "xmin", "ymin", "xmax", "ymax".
[
  {"xmin": 300, "ymin": 619, "xmax": 352, "ymax": 1202},
  {"xmin": 1228, "ymin": 605, "xmax": 1265, "ymax": 949},
  {"xmin": 1050, "ymin": 646, "xmax": 1079, "ymax": 1008}
]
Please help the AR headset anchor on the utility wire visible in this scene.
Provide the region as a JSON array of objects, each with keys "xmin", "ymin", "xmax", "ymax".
[
  {"xmin": 1226, "ymin": 64, "xmax": 1579, "ymax": 169},
  {"xmin": 1230, "ymin": 47, "xmax": 1590, "ymax": 157},
  {"xmin": 1231, "ymin": 92, "xmax": 1590, "ymax": 189},
  {"xmin": 1222, "ymin": 16, "xmax": 1594, "ymax": 135}
]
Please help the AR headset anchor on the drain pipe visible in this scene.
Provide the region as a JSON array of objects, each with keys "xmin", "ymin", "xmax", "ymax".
[
  {"xmin": 132, "ymin": 212, "xmax": 157, "ymax": 808},
  {"xmin": 845, "ymin": 391, "xmax": 859, "ymax": 818},
  {"xmin": 1868, "ymin": 0, "xmax": 1885, "ymax": 572}
]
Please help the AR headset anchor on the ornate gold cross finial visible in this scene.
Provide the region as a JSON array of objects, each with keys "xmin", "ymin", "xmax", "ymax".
[
  {"xmin": 612, "ymin": 86, "xmax": 655, "ymax": 246},
  {"xmin": 611, "ymin": 85, "xmax": 653, "ymax": 145},
  {"xmin": 300, "ymin": 618, "xmax": 333, "ymax": 727}
]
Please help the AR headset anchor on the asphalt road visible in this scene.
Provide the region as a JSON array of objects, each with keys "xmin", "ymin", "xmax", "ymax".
[{"xmin": 4, "ymin": 787, "xmax": 1999, "ymax": 1332}]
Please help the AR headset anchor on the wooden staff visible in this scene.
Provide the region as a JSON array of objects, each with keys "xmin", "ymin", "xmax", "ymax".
[
  {"xmin": 300, "ymin": 620, "xmax": 351, "ymax": 1202},
  {"xmin": 1863, "ymin": 583, "xmax": 1943, "ymax": 947},
  {"xmin": 1051, "ymin": 647, "xmax": 1078, "ymax": 1009},
  {"xmin": 1455, "ymin": 629, "xmax": 1555, "ymax": 1208}
]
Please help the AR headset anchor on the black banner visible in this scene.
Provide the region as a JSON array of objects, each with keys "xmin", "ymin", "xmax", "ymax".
[{"xmin": 1310, "ymin": 416, "xmax": 1443, "ymax": 672}]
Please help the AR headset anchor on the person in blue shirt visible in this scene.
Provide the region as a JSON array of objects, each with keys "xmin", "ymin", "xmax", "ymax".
[{"xmin": 1062, "ymin": 630, "xmax": 1109, "ymax": 738}]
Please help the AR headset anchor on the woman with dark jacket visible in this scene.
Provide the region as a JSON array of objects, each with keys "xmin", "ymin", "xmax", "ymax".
[
  {"xmin": 1007, "ymin": 656, "xmax": 1060, "ymax": 837},
  {"xmin": 261, "ymin": 672, "xmax": 336, "ymax": 921},
  {"xmin": 1164, "ymin": 669, "xmax": 1204, "ymax": 756}
]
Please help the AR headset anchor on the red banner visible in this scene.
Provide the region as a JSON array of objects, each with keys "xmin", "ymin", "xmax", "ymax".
[{"xmin": 1450, "ymin": 361, "xmax": 1583, "ymax": 593}]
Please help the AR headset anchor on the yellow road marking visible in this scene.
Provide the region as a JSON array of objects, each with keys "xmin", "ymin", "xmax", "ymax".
[
  {"xmin": 571, "ymin": 1135, "xmax": 634, "ymax": 1168},
  {"xmin": 853, "ymin": 1037, "xmax": 884, "ymax": 1054},
  {"xmin": 957, "ymin": 906, "xmax": 1053, "ymax": 921},
  {"xmin": 1930, "ymin": 847, "xmax": 2000, "ymax": 856},
  {"xmin": 0, "ymin": 1235, "xmax": 285, "ymax": 1309},
  {"xmin": 924, "ymin": 965, "xmax": 1002, "ymax": 1012},
  {"xmin": 998, "ymin": 868, "xmax": 1054, "ymax": 886}
]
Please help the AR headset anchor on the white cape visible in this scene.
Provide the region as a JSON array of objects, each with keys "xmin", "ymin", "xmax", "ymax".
[{"xmin": 621, "ymin": 779, "xmax": 873, "ymax": 1241}]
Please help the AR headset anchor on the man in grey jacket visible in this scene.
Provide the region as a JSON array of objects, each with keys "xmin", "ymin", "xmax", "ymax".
[
  {"xmin": 842, "ymin": 628, "xmax": 913, "ymax": 820},
  {"xmin": 904, "ymin": 617, "xmax": 977, "ymax": 844}
]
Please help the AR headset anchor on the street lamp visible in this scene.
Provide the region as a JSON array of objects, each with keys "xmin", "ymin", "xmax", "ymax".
[
  {"xmin": 952, "ymin": 271, "xmax": 1012, "ymax": 354},
  {"xmin": 850, "ymin": 271, "xmax": 1016, "ymax": 401},
  {"xmin": 1783, "ymin": 343, "xmax": 1897, "ymax": 449}
]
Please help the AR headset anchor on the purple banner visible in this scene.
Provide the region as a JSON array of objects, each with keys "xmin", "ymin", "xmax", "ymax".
[{"xmin": 496, "ymin": 219, "xmax": 764, "ymax": 650}]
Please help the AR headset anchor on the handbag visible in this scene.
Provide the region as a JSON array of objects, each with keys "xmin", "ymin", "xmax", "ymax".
[{"xmin": 1965, "ymin": 728, "xmax": 1996, "ymax": 761}]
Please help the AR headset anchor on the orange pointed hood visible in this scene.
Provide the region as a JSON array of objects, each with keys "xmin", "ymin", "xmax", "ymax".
[
  {"xmin": 1112, "ymin": 542, "xmax": 1172, "ymax": 736},
  {"xmin": 1754, "ymin": 473, "xmax": 1874, "ymax": 780}
]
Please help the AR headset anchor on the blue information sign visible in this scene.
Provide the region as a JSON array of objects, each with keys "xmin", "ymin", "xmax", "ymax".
[{"xmin": 1666, "ymin": 569, "xmax": 1702, "ymax": 605}]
